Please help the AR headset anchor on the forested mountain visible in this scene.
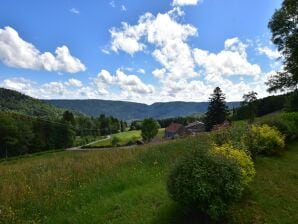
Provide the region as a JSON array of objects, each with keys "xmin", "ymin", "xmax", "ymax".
[
  {"xmin": 0, "ymin": 88, "xmax": 76, "ymax": 117},
  {"xmin": 45, "ymin": 99, "xmax": 240, "ymax": 120},
  {"xmin": 232, "ymin": 93, "xmax": 291, "ymax": 120}
]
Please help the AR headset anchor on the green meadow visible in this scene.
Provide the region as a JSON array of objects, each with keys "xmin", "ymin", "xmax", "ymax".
[{"xmin": 1, "ymin": 132, "xmax": 297, "ymax": 224}]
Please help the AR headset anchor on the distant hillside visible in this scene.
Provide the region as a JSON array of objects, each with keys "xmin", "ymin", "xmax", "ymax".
[
  {"xmin": 0, "ymin": 88, "xmax": 68, "ymax": 117},
  {"xmin": 46, "ymin": 99, "xmax": 240, "ymax": 120}
]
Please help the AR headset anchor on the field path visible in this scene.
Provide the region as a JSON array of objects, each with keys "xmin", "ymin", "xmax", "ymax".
[{"xmin": 66, "ymin": 135, "xmax": 111, "ymax": 151}]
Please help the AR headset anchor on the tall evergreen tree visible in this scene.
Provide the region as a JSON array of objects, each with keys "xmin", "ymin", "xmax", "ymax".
[{"xmin": 205, "ymin": 87, "xmax": 229, "ymax": 131}]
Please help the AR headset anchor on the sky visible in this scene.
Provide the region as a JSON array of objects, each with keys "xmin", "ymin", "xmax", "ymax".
[{"xmin": 0, "ymin": 0, "xmax": 283, "ymax": 104}]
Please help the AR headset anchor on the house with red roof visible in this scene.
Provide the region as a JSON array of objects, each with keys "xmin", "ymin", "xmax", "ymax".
[{"xmin": 164, "ymin": 122, "xmax": 185, "ymax": 139}]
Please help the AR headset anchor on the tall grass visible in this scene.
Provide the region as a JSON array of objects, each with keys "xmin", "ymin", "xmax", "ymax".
[{"xmin": 0, "ymin": 135, "xmax": 210, "ymax": 223}]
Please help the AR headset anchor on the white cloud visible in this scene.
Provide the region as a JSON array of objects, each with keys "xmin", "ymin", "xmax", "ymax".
[
  {"xmin": 0, "ymin": 26, "xmax": 86, "ymax": 73},
  {"xmin": 110, "ymin": 21, "xmax": 147, "ymax": 55},
  {"xmin": 69, "ymin": 8, "xmax": 80, "ymax": 14},
  {"xmin": 42, "ymin": 82, "xmax": 66, "ymax": 96},
  {"xmin": 65, "ymin": 78, "xmax": 82, "ymax": 87},
  {"xmin": 93, "ymin": 69, "xmax": 155, "ymax": 98},
  {"xmin": 172, "ymin": 0, "xmax": 200, "ymax": 6},
  {"xmin": 193, "ymin": 38, "xmax": 261, "ymax": 83},
  {"xmin": 99, "ymin": 69, "xmax": 114, "ymax": 84},
  {"xmin": 2, "ymin": 77, "xmax": 35, "ymax": 93},
  {"xmin": 121, "ymin": 5, "xmax": 127, "ymax": 11},
  {"xmin": 137, "ymin": 68, "xmax": 145, "ymax": 74},
  {"xmin": 110, "ymin": 8, "xmax": 198, "ymax": 81},
  {"xmin": 101, "ymin": 48, "xmax": 110, "ymax": 54},
  {"xmin": 256, "ymin": 46, "xmax": 281, "ymax": 60}
]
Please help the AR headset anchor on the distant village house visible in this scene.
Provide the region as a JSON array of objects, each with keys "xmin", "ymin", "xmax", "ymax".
[
  {"xmin": 164, "ymin": 121, "xmax": 205, "ymax": 139},
  {"xmin": 185, "ymin": 121, "xmax": 205, "ymax": 133},
  {"xmin": 164, "ymin": 123, "xmax": 185, "ymax": 139}
]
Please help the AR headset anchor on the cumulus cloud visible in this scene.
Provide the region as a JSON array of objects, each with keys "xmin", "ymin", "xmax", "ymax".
[
  {"xmin": 0, "ymin": 26, "xmax": 86, "ymax": 73},
  {"xmin": 2, "ymin": 77, "xmax": 35, "ymax": 92},
  {"xmin": 193, "ymin": 38, "xmax": 261, "ymax": 83},
  {"xmin": 108, "ymin": 8, "xmax": 272, "ymax": 103},
  {"xmin": 256, "ymin": 46, "xmax": 281, "ymax": 60},
  {"xmin": 172, "ymin": 0, "xmax": 200, "ymax": 6},
  {"xmin": 110, "ymin": 8, "xmax": 198, "ymax": 80},
  {"xmin": 94, "ymin": 69, "xmax": 154, "ymax": 97},
  {"xmin": 65, "ymin": 78, "xmax": 83, "ymax": 87}
]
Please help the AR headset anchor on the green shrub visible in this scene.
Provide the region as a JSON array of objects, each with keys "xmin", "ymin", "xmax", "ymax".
[
  {"xmin": 212, "ymin": 144, "xmax": 255, "ymax": 187},
  {"xmin": 167, "ymin": 147, "xmax": 244, "ymax": 220},
  {"xmin": 280, "ymin": 112, "xmax": 298, "ymax": 139},
  {"xmin": 210, "ymin": 123, "xmax": 247, "ymax": 148},
  {"xmin": 243, "ymin": 124, "xmax": 285, "ymax": 158},
  {"xmin": 258, "ymin": 118, "xmax": 292, "ymax": 140},
  {"xmin": 111, "ymin": 136, "xmax": 120, "ymax": 147}
]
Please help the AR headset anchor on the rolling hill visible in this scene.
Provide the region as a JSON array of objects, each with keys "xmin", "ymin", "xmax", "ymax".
[
  {"xmin": 0, "ymin": 88, "xmax": 73, "ymax": 118},
  {"xmin": 45, "ymin": 99, "xmax": 240, "ymax": 120},
  {"xmin": 0, "ymin": 87, "xmax": 240, "ymax": 120}
]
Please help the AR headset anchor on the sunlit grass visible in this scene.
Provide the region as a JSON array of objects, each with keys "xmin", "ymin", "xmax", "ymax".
[
  {"xmin": 0, "ymin": 131, "xmax": 297, "ymax": 223},
  {"xmin": 88, "ymin": 128, "xmax": 165, "ymax": 148},
  {"xmin": 0, "ymin": 135, "xmax": 210, "ymax": 223}
]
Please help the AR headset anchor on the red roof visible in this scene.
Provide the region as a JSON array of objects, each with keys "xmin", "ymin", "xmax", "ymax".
[{"xmin": 165, "ymin": 123, "xmax": 184, "ymax": 133}]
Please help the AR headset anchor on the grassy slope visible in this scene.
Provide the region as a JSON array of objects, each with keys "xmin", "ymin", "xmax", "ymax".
[
  {"xmin": 89, "ymin": 129, "xmax": 165, "ymax": 148},
  {"xmin": 0, "ymin": 136, "xmax": 297, "ymax": 223},
  {"xmin": 228, "ymin": 141, "xmax": 298, "ymax": 224}
]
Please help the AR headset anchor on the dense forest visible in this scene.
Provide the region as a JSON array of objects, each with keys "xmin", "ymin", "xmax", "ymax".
[
  {"xmin": 0, "ymin": 88, "xmax": 68, "ymax": 117},
  {"xmin": 232, "ymin": 92, "xmax": 297, "ymax": 120},
  {"xmin": 0, "ymin": 88, "xmax": 128, "ymax": 158},
  {"xmin": 0, "ymin": 110, "xmax": 127, "ymax": 158}
]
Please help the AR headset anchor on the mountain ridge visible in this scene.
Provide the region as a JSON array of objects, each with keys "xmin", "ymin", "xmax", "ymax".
[{"xmin": 45, "ymin": 99, "xmax": 240, "ymax": 120}]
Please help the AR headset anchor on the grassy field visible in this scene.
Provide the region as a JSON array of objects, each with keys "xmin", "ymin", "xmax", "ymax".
[
  {"xmin": 87, "ymin": 128, "xmax": 165, "ymax": 148},
  {"xmin": 0, "ymin": 134, "xmax": 297, "ymax": 223}
]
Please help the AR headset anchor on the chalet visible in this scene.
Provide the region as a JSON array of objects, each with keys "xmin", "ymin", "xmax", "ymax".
[
  {"xmin": 185, "ymin": 121, "xmax": 205, "ymax": 133},
  {"xmin": 164, "ymin": 123, "xmax": 185, "ymax": 139}
]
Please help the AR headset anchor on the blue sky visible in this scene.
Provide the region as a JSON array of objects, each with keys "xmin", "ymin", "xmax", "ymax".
[{"xmin": 0, "ymin": 0, "xmax": 283, "ymax": 103}]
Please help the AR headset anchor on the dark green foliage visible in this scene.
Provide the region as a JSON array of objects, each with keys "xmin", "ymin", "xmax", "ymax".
[
  {"xmin": 141, "ymin": 118, "xmax": 159, "ymax": 142},
  {"xmin": 157, "ymin": 115, "xmax": 200, "ymax": 128},
  {"xmin": 111, "ymin": 136, "xmax": 120, "ymax": 147},
  {"xmin": 167, "ymin": 147, "xmax": 243, "ymax": 220},
  {"xmin": 0, "ymin": 88, "xmax": 67, "ymax": 117},
  {"xmin": 267, "ymin": 0, "xmax": 298, "ymax": 92},
  {"xmin": 285, "ymin": 90, "xmax": 298, "ymax": 112},
  {"xmin": 280, "ymin": 112, "xmax": 298, "ymax": 138},
  {"xmin": 63, "ymin": 111, "xmax": 76, "ymax": 126},
  {"xmin": 205, "ymin": 87, "xmax": 229, "ymax": 131},
  {"xmin": 233, "ymin": 93, "xmax": 288, "ymax": 120},
  {"xmin": 0, "ymin": 112, "xmax": 75, "ymax": 157},
  {"xmin": 242, "ymin": 91, "xmax": 258, "ymax": 123},
  {"xmin": 258, "ymin": 112, "xmax": 298, "ymax": 140},
  {"xmin": 130, "ymin": 120, "xmax": 142, "ymax": 130},
  {"xmin": 120, "ymin": 120, "xmax": 127, "ymax": 132}
]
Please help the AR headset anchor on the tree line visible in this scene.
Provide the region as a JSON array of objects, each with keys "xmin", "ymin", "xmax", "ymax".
[{"xmin": 0, "ymin": 111, "xmax": 127, "ymax": 158}]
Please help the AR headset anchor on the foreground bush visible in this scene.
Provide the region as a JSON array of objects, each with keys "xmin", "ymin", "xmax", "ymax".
[
  {"xmin": 212, "ymin": 144, "xmax": 255, "ymax": 187},
  {"xmin": 243, "ymin": 124, "xmax": 285, "ymax": 158},
  {"xmin": 210, "ymin": 123, "xmax": 247, "ymax": 148},
  {"xmin": 280, "ymin": 112, "xmax": 298, "ymax": 139},
  {"xmin": 167, "ymin": 148, "xmax": 244, "ymax": 220},
  {"xmin": 258, "ymin": 112, "xmax": 298, "ymax": 140}
]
